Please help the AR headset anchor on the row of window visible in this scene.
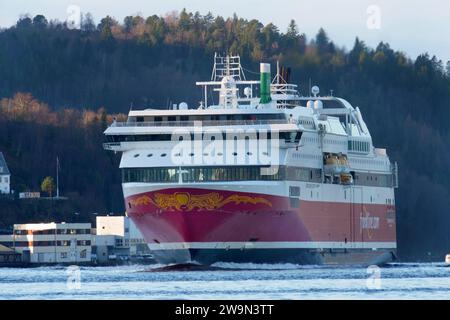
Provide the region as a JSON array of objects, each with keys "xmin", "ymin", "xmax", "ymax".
[
  {"xmin": 14, "ymin": 229, "xmax": 91, "ymax": 235},
  {"xmin": 134, "ymin": 113, "xmax": 286, "ymax": 123},
  {"xmin": 60, "ymin": 250, "xmax": 88, "ymax": 259},
  {"xmin": 122, "ymin": 166, "xmax": 282, "ymax": 183},
  {"xmin": 1, "ymin": 240, "xmax": 91, "ymax": 247},
  {"xmin": 106, "ymin": 131, "xmax": 301, "ymax": 143},
  {"xmin": 353, "ymin": 172, "xmax": 393, "ymax": 188},
  {"xmin": 348, "ymin": 140, "xmax": 371, "ymax": 153},
  {"xmin": 122, "ymin": 166, "xmax": 395, "ymax": 187},
  {"xmin": 122, "ymin": 167, "xmax": 323, "ymax": 184}
]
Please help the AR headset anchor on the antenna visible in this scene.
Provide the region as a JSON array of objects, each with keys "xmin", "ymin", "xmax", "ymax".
[
  {"xmin": 56, "ymin": 156, "xmax": 60, "ymax": 198},
  {"xmin": 277, "ymin": 61, "xmax": 280, "ymax": 85},
  {"xmin": 197, "ymin": 53, "xmax": 258, "ymax": 109}
]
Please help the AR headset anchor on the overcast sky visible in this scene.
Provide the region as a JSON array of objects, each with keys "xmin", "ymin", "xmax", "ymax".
[{"xmin": 1, "ymin": 0, "xmax": 449, "ymax": 62}]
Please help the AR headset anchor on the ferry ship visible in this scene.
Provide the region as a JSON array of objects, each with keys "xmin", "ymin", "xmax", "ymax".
[{"xmin": 103, "ymin": 54, "xmax": 398, "ymax": 265}]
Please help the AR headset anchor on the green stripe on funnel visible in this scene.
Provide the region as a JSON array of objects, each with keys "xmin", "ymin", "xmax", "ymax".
[{"xmin": 260, "ymin": 63, "xmax": 272, "ymax": 104}]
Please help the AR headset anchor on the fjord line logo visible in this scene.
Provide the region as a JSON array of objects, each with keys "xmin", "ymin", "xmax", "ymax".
[
  {"xmin": 170, "ymin": 125, "xmax": 280, "ymax": 175},
  {"xmin": 66, "ymin": 265, "xmax": 81, "ymax": 290}
]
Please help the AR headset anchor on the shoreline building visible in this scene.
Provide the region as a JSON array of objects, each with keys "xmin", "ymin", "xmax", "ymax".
[
  {"xmin": 94, "ymin": 216, "xmax": 149, "ymax": 263},
  {"xmin": 1, "ymin": 222, "xmax": 92, "ymax": 264},
  {"xmin": 0, "ymin": 152, "xmax": 11, "ymax": 194}
]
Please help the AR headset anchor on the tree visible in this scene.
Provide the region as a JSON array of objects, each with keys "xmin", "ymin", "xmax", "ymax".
[
  {"xmin": 16, "ymin": 16, "xmax": 32, "ymax": 28},
  {"xmin": 97, "ymin": 16, "xmax": 116, "ymax": 40},
  {"xmin": 123, "ymin": 15, "xmax": 134, "ymax": 34},
  {"xmin": 315, "ymin": 28, "xmax": 330, "ymax": 54},
  {"xmin": 446, "ymin": 61, "xmax": 450, "ymax": 79},
  {"xmin": 286, "ymin": 19, "xmax": 299, "ymax": 39},
  {"xmin": 81, "ymin": 13, "xmax": 96, "ymax": 32},
  {"xmin": 348, "ymin": 37, "xmax": 367, "ymax": 66},
  {"xmin": 32, "ymin": 15, "xmax": 48, "ymax": 28},
  {"xmin": 41, "ymin": 176, "xmax": 55, "ymax": 197},
  {"xmin": 179, "ymin": 8, "xmax": 191, "ymax": 30}
]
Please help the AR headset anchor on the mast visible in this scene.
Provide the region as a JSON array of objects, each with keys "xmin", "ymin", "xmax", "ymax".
[{"xmin": 56, "ymin": 156, "xmax": 60, "ymax": 198}]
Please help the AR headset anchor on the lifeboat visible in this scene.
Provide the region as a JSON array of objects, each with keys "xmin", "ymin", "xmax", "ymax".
[{"xmin": 340, "ymin": 173, "xmax": 353, "ymax": 185}]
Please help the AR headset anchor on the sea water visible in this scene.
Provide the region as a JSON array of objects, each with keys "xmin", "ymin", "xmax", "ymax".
[{"xmin": 0, "ymin": 262, "xmax": 449, "ymax": 299}]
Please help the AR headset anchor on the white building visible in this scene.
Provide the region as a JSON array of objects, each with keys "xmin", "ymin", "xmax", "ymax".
[
  {"xmin": 94, "ymin": 216, "xmax": 148, "ymax": 262},
  {"xmin": 0, "ymin": 152, "xmax": 10, "ymax": 194},
  {"xmin": 8, "ymin": 222, "xmax": 92, "ymax": 264}
]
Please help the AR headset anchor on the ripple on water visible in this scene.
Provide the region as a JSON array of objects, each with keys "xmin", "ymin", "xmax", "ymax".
[{"xmin": 0, "ymin": 263, "xmax": 448, "ymax": 299}]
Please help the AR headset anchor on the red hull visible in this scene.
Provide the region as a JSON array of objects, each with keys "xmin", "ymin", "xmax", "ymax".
[{"xmin": 126, "ymin": 188, "xmax": 396, "ymax": 255}]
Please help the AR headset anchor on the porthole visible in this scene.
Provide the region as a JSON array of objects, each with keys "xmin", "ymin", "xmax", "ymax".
[
  {"xmin": 232, "ymin": 152, "xmax": 237, "ymax": 156},
  {"xmin": 147, "ymin": 153, "xmax": 153, "ymax": 157},
  {"xmin": 133, "ymin": 154, "xmax": 139, "ymax": 158},
  {"xmin": 247, "ymin": 152, "xmax": 252, "ymax": 156},
  {"xmin": 161, "ymin": 153, "xmax": 167, "ymax": 157},
  {"xmin": 189, "ymin": 153, "xmax": 194, "ymax": 157}
]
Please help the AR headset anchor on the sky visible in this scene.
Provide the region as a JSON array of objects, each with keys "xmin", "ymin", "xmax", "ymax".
[{"xmin": 0, "ymin": 0, "xmax": 449, "ymax": 62}]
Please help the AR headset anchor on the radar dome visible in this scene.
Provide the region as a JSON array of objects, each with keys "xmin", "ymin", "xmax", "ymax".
[
  {"xmin": 311, "ymin": 85, "xmax": 320, "ymax": 97},
  {"xmin": 314, "ymin": 100, "xmax": 323, "ymax": 109},
  {"xmin": 244, "ymin": 87, "xmax": 252, "ymax": 98},
  {"xmin": 306, "ymin": 100, "xmax": 314, "ymax": 108},
  {"xmin": 179, "ymin": 102, "xmax": 188, "ymax": 110}
]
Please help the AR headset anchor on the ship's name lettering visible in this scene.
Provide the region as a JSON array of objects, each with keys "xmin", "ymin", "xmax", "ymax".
[{"xmin": 360, "ymin": 216, "xmax": 380, "ymax": 229}]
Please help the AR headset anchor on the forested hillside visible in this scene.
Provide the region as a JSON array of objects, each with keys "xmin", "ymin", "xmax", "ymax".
[{"xmin": 0, "ymin": 10, "xmax": 449, "ymax": 260}]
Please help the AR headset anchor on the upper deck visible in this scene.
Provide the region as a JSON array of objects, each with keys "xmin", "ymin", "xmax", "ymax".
[{"xmin": 104, "ymin": 54, "xmax": 377, "ymax": 158}]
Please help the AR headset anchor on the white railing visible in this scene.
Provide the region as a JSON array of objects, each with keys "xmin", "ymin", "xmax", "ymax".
[{"xmin": 110, "ymin": 119, "xmax": 290, "ymax": 128}]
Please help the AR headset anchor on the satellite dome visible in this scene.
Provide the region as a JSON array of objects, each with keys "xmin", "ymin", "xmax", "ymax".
[
  {"xmin": 311, "ymin": 85, "xmax": 320, "ymax": 97},
  {"xmin": 314, "ymin": 100, "xmax": 323, "ymax": 110},
  {"xmin": 179, "ymin": 102, "xmax": 188, "ymax": 110},
  {"xmin": 244, "ymin": 87, "xmax": 252, "ymax": 98}
]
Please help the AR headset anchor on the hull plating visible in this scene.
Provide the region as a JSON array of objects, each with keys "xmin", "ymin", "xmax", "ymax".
[{"xmin": 125, "ymin": 187, "xmax": 396, "ymax": 265}]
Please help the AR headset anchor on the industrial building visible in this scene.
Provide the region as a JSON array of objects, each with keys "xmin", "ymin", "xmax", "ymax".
[
  {"xmin": 0, "ymin": 222, "xmax": 92, "ymax": 264},
  {"xmin": 0, "ymin": 216, "xmax": 153, "ymax": 266},
  {"xmin": 0, "ymin": 244, "xmax": 22, "ymax": 266},
  {"xmin": 93, "ymin": 216, "xmax": 151, "ymax": 264}
]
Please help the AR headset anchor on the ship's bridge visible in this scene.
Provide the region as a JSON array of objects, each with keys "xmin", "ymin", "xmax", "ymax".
[{"xmin": 104, "ymin": 54, "xmax": 373, "ymax": 159}]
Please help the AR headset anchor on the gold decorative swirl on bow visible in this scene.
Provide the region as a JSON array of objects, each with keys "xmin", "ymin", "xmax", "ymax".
[{"xmin": 129, "ymin": 192, "xmax": 272, "ymax": 211}]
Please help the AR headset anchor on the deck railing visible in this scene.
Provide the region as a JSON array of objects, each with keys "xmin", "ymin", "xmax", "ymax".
[{"xmin": 110, "ymin": 119, "xmax": 291, "ymax": 128}]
